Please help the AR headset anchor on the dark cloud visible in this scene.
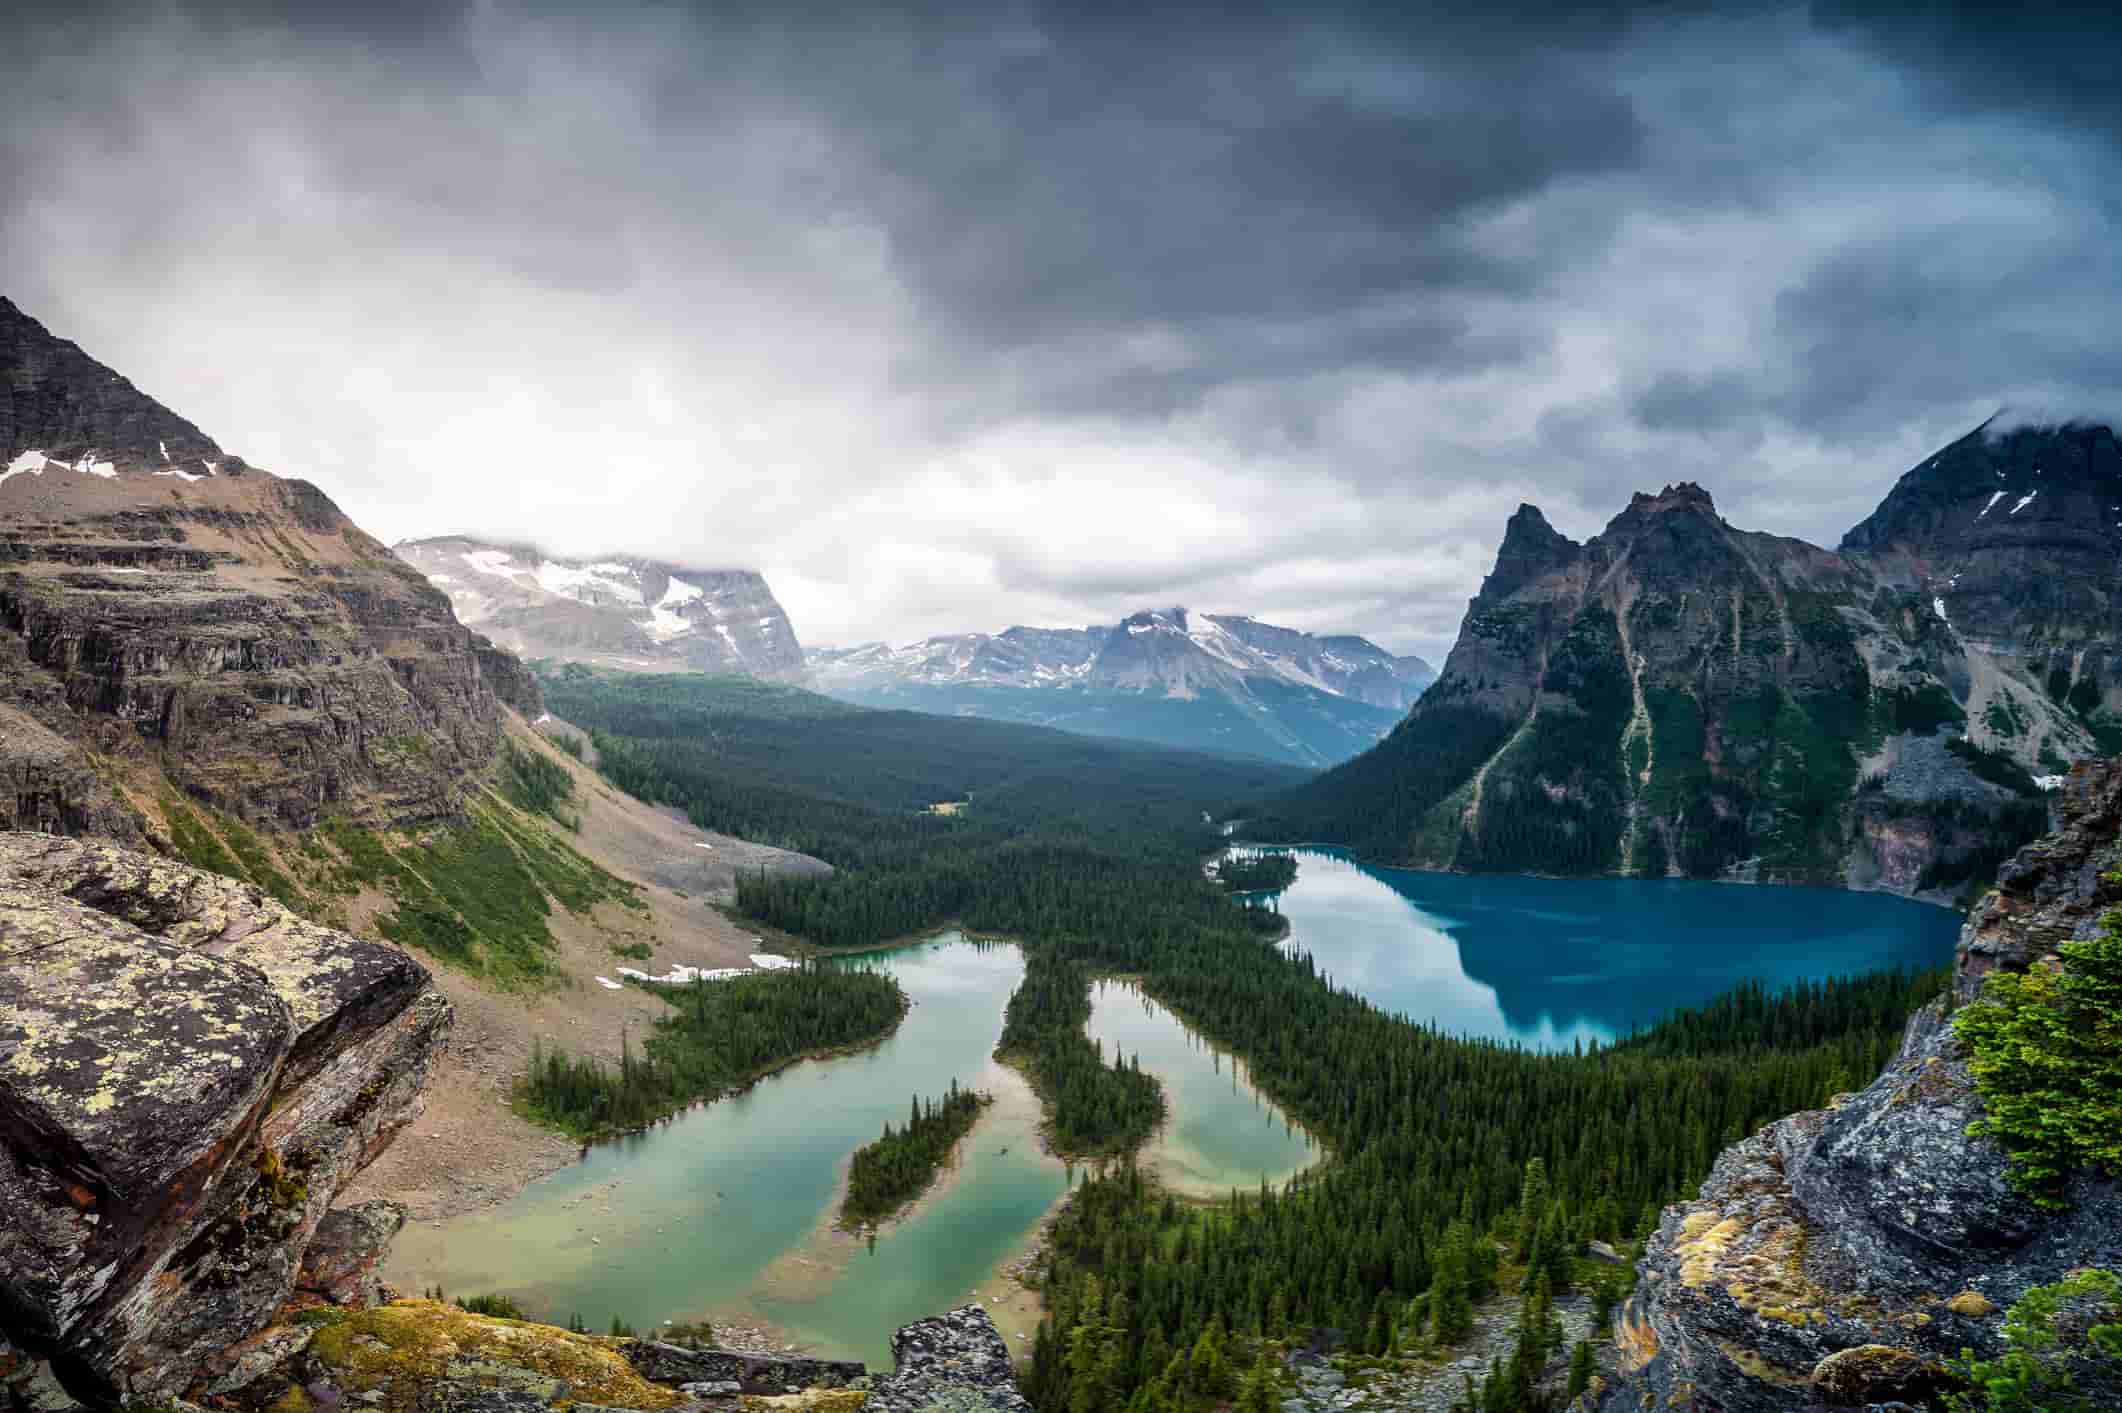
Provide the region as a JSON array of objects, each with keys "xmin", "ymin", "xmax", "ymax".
[{"xmin": 1, "ymin": 0, "xmax": 2117, "ymax": 659}]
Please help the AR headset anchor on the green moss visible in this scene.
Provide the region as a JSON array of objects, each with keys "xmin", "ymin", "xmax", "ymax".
[{"xmin": 305, "ymin": 1300, "xmax": 683, "ymax": 1413}]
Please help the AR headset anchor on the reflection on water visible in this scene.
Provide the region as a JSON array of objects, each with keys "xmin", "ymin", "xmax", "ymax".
[
  {"xmin": 384, "ymin": 936, "xmax": 1064, "ymax": 1366},
  {"xmin": 1084, "ymin": 981, "xmax": 1315, "ymax": 1197},
  {"xmin": 383, "ymin": 932, "xmax": 1317, "ymax": 1365},
  {"xmin": 1241, "ymin": 848, "xmax": 1962, "ymax": 1050}
]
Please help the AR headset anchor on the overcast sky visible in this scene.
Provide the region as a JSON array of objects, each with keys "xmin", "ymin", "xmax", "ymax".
[{"xmin": 5, "ymin": 1, "xmax": 2118, "ymax": 658}]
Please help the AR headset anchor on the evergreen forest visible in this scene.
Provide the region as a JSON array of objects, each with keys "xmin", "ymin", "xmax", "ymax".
[{"xmin": 528, "ymin": 666, "xmax": 1970, "ymax": 1412}]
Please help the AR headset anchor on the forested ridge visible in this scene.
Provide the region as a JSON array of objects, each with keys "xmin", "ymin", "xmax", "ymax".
[{"xmin": 531, "ymin": 666, "xmax": 1957, "ymax": 1413}]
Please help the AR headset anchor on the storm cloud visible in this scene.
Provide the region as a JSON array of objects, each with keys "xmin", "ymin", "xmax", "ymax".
[{"xmin": 4, "ymin": 0, "xmax": 2118, "ymax": 658}]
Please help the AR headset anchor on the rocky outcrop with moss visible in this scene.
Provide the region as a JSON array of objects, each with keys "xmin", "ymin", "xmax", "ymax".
[
  {"xmin": 0, "ymin": 833, "xmax": 449, "ymax": 1406},
  {"xmin": 1, "ymin": 294, "xmax": 536, "ymax": 837},
  {"xmin": 1597, "ymin": 760, "xmax": 2122, "ymax": 1411},
  {"xmin": 234, "ymin": 1301, "xmax": 1025, "ymax": 1413}
]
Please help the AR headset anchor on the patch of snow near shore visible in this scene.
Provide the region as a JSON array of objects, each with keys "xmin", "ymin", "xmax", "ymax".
[
  {"xmin": 2033, "ymin": 774, "xmax": 2067, "ymax": 791},
  {"xmin": 616, "ymin": 957, "xmax": 797, "ymax": 985},
  {"xmin": 2010, "ymin": 490, "xmax": 2038, "ymax": 514},
  {"xmin": 1933, "ymin": 596, "xmax": 1951, "ymax": 626},
  {"xmin": 595, "ymin": 976, "xmax": 623, "ymax": 990}
]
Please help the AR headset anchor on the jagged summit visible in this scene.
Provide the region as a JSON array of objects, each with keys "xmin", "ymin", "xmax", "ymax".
[
  {"xmin": 1478, "ymin": 504, "xmax": 1581, "ymax": 606},
  {"xmin": 1260, "ymin": 418, "xmax": 2120, "ymax": 893},
  {"xmin": 394, "ymin": 535, "xmax": 806, "ymax": 681}
]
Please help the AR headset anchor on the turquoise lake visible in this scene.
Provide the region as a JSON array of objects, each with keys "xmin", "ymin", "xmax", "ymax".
[
  {"xmin": 382, "ymin": 867, "xmax": 1959, "ymax": 1362},
  {"xmin": 382, "ymin": 934, "xmax": 1312, "ymax": 1366},
  {"xmin": 1242, "ymin": 846, "xmax": 1966, "ymax": 1050}
]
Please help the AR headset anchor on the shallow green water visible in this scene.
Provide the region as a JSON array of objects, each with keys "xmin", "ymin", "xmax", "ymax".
[
  {"xmin": 1084, "ymin": 981, "xmax": 1316, "ymax": 1196},
  {"xmin": 382, "ymin": 933, "xmax": 1311, "ymax": 1366},
  {"xmin": 1243, "ymin": 847, "xmax": 1964, "ymax": 1050}
]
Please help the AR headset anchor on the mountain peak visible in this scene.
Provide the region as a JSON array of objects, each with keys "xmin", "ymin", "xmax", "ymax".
[
  {"xmin": 1628, "ymin": 481, "xmax": 1718, "ymax": 516},
  {"xmin": 1477, "ymin": 503, "xmax": 1581, "ymax": 606}
]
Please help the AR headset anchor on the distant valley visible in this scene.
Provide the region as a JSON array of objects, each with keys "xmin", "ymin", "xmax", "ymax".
[{"xmin": 809, "ymin": 608, "xmax": 1435, "ymax": 768}]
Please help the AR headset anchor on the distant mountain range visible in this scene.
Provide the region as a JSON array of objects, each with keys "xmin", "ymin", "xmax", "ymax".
[
  {"xmin": 810, "ymin": 608, "xmax": 1435, "ymax": 768},
  {"xmin": 1257, "ymin": 419, "xmax": 2122, "ymax": 898},
  {"xmin": 394, "ymin": 536, "xmax": 805, "ymax": 681}
]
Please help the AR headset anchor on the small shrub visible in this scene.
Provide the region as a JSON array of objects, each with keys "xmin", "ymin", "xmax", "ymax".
[
  {"xmin": 1949, "ymin": 1268, "xmax": 2120, "ymax": 1412},
  {"xmin": 1956, "ymin": 893, "xmax": 2122, "ymax": 1206}
]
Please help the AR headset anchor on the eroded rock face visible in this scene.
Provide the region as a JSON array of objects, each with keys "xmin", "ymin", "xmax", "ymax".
[
  {"xmin": 0, "ymin": 833, "xmax": 449, "ymax": 1404},
  {"xmin": 1, "ymin": 295, "xmax": 536, "ymax": 833},
  {"xmin": 1600, "ymin": 761, "xmax": 2122, "ymax": 1412}
]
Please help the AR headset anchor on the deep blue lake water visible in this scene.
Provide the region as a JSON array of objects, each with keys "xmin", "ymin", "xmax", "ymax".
[{"xmin": 1242, "ymin": 847, "xmax": 1964, "ymax": 1051}]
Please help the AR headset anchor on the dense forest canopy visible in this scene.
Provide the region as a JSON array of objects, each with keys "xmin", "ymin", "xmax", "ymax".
[{"xmin": 533, "ymin": 666, "xmax": 1963, "ymax": 1413}]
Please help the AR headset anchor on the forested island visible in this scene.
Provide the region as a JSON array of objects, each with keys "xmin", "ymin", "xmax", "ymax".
[
  {"xmin": 1212, "ymin": 852, "xmax": 1298, "ymax": 892},
  {"xmin": 839, "ymin": 1081, "xmax": 992, "ymax": 1229}
]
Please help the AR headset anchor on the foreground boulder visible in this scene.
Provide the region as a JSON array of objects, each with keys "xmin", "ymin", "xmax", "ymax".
[
  {"xmin": 1600, "ymin": 760, "xmax": 2122, "ymax": 1411},
  {"xmin": 282, "ymin": 1300, "xmax": 1028, "ymax": 1413},
  {"xmin": 0, "ymin": 833, "xmax": 449, "ymax": 1404}
]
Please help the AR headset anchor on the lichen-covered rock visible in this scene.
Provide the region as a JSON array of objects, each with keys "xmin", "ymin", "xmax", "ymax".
[
  {"xmin": 1807, "ymin": 1343, "xmax": 1943, "ymax": 1406},
  {"xmin": 1955, "ymin": 756, "xmax": 2122, "ymax": 1002},
  {"xmin": 301, "ymin": 1301, "xmax": 683, "ymax": 1413},
  {"xmin": 1601, "ymin": 761, "xmax": 2122, "ymax": 1412},
  {"xmin": 621, "ymin": 1345, "xmax": 863, "ymax": 1396},
  {"xmin": 865, "ymin": 1307, "xmax": 1031, "ymax": 1413},
  {"xmin": 300, "ymin": 1203, "xmax": 410, "ymax": 1308},
  {"xmin": 0, "ymin": 835, "xmax": 449, "ymax": 1405}
]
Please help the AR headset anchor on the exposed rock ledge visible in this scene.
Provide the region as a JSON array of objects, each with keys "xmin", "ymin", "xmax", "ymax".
[
  {"xmin": 1599, "ymin": 760, "xmax": 2122, "ymax": 1412},
  {"xmin": 0, "ymin": 832, "xmax": 449, "ymax": 1406}
]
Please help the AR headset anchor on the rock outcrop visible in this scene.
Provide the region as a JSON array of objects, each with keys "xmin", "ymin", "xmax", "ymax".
[
  {"xmin": 273, "ymin": 1301, "xmax": 1029, "ymax": 1413},
  {"xmin": 1, "ymin": 295, "xmax": 535, "ymax": 835},
  {"xmin": 1599, "ymin": 759, "xmax": 2122, "ymax": 1412},
  {"xmin": 394, "ymin": 537, "xmax": 806, "ymax": 683},
  {"xmin": 0, "ymin": 832, "xmax": 449, "ymax": 1405},
  {"xmin": 866, "ymin": 1307, "xmax": 1034, "ymax": 1413},
  {"xmin": 1266, "ymin": 421, "xmax": 2122, "ymax": 891}
]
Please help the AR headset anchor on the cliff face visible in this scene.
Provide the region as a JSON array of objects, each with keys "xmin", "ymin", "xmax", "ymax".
[
  {"xmin": 1600, "ymin": 760, "xmax": 2122, "ymax": 1412},
  {"xmin": 394, "ymin": 536, "xmax": 807, "ymax": 682},
  {"xmin": 0, "ymin": 296, "xmax": 535, "ymax": 836},
  {"xmin": 0, "ymin": 833, "xmax": 449, "ymax": 1404},
  {"xmin": 1268, "ymin": 423, "xmax": 2122, "ymax": 892}
]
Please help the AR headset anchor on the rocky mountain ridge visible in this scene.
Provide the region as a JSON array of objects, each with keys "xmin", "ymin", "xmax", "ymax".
[
  {"xmin": 1, "ymin": 295, "xmax": 535, "ymax": 838},
  {"xmin": 1596, "ymin": 757, "xmax": 2122, "ymax": 1411},
  {"xmin": 810, "ymin": 608, "xmax": 1433, "ymax": 767},
  {"xmin": 394, "ymin": 536, "xmax": 805, "ymax": 682},
  {"xmin": 1263, "ymin": 420, "xmax": 2121, "ymax": 892}
]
